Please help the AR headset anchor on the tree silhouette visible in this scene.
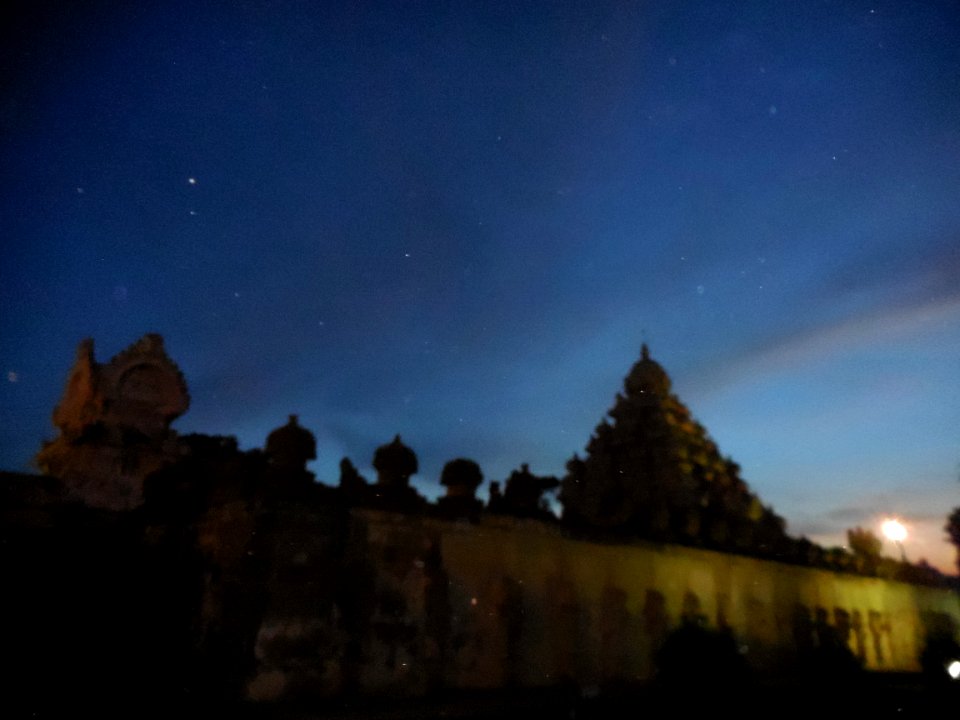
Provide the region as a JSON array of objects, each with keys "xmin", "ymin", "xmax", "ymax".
[
  {"xmin": 946, "ymin": 507, "xmax": 960, "ymax": 575},
  {"xmin": 847, "ymin": 526, "xmax": 881, "ymax": 557},
  {"xmin": 847, "ymin": 527, "xmax": 882, "ymax": 575}
]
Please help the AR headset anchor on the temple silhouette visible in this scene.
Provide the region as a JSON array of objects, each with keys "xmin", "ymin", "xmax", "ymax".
[
  {"xmin": 30, "ymin": 335, "xmax": 794, "ymax": 557},
  {"xmin": 3, "ymin": 334, "xmax": 958, "ymax": 709}
]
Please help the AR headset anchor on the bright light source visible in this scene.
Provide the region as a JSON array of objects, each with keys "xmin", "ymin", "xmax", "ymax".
[
  {"xmin": 947, "ymin": 659, "xmax": 960, "ymax": 680},
  {"xmin": 881, "ymin": 518, "xmax": 907, "ymax": 543}
]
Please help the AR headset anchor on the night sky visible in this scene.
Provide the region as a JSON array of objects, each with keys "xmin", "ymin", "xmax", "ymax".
[{"xmin": 2, "ymin": 2, "xmax": 959, "ymax": 570}]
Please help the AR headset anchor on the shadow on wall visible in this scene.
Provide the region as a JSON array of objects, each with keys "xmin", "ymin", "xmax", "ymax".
[
  {"xmin": 653, "ymin": 591, "xmax": 749, "ymax": 692},
  {"xmin": 337, "ymin": 553, "xmax": 929, "ymax": 695}
]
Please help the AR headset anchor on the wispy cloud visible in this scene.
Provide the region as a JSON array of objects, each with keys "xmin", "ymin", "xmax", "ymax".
[{"xmin": 697, "ymin": 292, "xmax": 960, "ymax": 393}]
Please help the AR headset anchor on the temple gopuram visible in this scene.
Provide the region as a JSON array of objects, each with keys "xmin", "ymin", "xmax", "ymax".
[{"xmin": 2, "ymin": 334, "xmax": 958, "ymax": 711}]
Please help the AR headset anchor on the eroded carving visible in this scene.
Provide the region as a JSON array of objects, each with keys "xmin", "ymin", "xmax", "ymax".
[{"xmin": 36, "ymin": 334, "xmax": 189, "ymax": 509}]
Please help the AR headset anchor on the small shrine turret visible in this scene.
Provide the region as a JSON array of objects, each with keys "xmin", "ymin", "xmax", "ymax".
[
  {"xmin": 491, "ymin": 463, "xmax": 559, "ymax": 520},
  {"xmin": 264, "ymin": 414, "xmax": 317, "ymax": 494},
  {"xmin": 437, "ymin": 458, "xmax": 484, "ymax": 517},
  {"xmin": 265, "ymin": 415, "xmax": 316, "ymax": 474},
  {"xmin": 370, "ymin": 435, "xmax": 425, "ymax": 511},
  {"xmin": 373, "ymin": 434, "xmax": 418, "ymax": 488}
]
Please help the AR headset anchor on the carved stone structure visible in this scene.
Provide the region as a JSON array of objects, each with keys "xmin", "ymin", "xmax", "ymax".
[
  {"xmin": 561, "ymin": 344, "xmax": 789, "ymax": 555},
  {"xmin": 338, "ymin": 456, "xmax": 369, "ymax": 496},
  {"xmin": 265, "ymin": 414, "xmax": 317, "ymax": 495},
  {"xmin": 374, "ymin": 434, "xmax": 418, "ymax": 487},
  {"xmin": 489, "ymin": 463, "xmax": 559, "ymax": 519},
  {"xmin": 9, "ymin": 334, "xmax": 958, "ymax": 708},
  {"xmin": 265, "ymin": 415, "xmax": 316, "ymax": 472},
  {"xmin": 437, "ymin": 458, "xmax": 483, "ymax": 517},
  {"xmin": 370, "ymin": 435, "xmax": 426, "ymax": 510},
  {"xmin": 35, "ymin": 334, "xmax": 189, "ymax": 510}
]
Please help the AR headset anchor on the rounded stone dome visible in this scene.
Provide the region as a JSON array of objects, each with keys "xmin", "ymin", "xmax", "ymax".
[
  {"xmin": 373, "ymin": 434, "xmax": 418, "ymax": 486},
  {"xmin": 440, "ymin": 458, "xmax": 483, "ymax": 489},
  {"xmin": 265, "ymin": 414, "xmax": 317, "ymax": 469},
  {"xmin": 624, "ymin": 344, "xmax": 672, "ymax": 398}
]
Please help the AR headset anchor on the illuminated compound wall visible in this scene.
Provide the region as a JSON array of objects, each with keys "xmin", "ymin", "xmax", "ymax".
[{"xmin": 247, "ymin": 508, "xmax": 960, "ymax": 700}]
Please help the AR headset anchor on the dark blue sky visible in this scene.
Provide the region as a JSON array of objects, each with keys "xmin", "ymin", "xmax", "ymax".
[{"xmin": 2, "ymin": 1, "xmax": 959, "ymax": 569}]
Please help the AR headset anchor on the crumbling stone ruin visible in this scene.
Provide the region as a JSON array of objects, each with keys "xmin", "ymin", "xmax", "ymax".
[{"xmin": 35, "ymin": 334, "xmax": 189, "ymax": 510}]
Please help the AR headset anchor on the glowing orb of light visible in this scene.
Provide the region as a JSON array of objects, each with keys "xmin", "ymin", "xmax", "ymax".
[
  {"xmin": 881, "ymin": 518, "xmax": 907, "ymax": 543},
  {"xmin": 947, "ymin": 660, "xmax": 960, "ymax": 680}
]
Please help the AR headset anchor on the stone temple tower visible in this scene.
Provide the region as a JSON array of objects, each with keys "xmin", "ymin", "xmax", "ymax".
[{"xmin": 560, "ymin": 344, "xmax": 788, "ymax": 553}]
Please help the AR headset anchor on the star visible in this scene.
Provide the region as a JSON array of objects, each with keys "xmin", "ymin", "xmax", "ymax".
[{"xmin": 187, "ymin": 177, "xmax": 197, "ymax": 185}]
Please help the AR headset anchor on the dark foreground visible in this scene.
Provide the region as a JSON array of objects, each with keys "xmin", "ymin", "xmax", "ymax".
[
  {"xmin": 9, "ymin": 671, "xmax": 958, "ymax": 719},
  {"xmin": 231, "ymin": 673, "xmax": 957, "ymax": 720}
]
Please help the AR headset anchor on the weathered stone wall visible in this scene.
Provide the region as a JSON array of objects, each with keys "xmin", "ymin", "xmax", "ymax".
[
  {"xmin": 3, "ymin": 467, "xmax": 957, "ymax": 707},
  {"xmin": 247, "ymin": 507, "xmax": 960, "ymax": 700}
]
